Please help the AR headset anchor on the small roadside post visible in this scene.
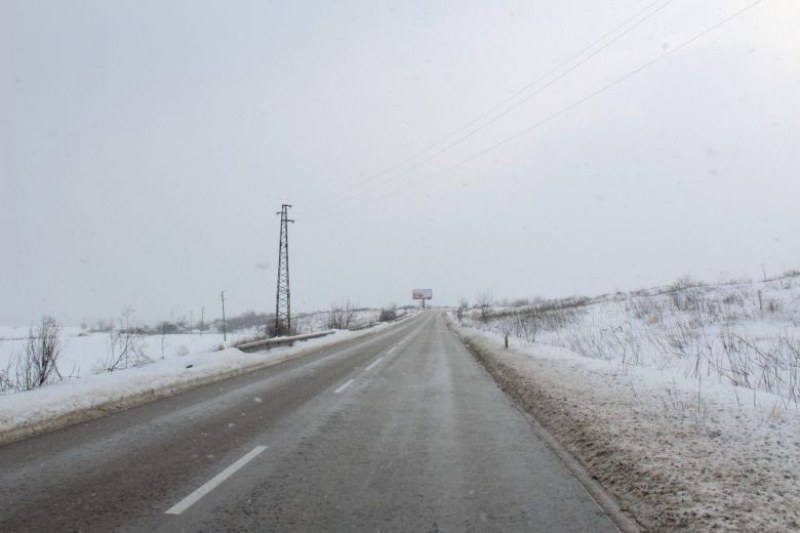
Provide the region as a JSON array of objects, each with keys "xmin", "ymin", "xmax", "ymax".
[{"xmin": 220, "ymin": 290, "xmax": 227, "ymax": 342}]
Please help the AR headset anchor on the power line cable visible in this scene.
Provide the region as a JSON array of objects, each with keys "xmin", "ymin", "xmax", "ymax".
[
  {"xmin": 302, "ymin": 0, "xmax": 765, "ymax": 222},
  {"xmin": 297, "ymin": 0, "xmax": 675, "ymax": 215}
]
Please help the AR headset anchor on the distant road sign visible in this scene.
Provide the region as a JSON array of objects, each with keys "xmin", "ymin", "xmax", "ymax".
[{"xmin": 412, "ymin": 289, "xmax": 433, "ymax": 300}]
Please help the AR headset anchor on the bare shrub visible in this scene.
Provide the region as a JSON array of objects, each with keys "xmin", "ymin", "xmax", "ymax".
[
  {"xmin": 327, "ymin": 300, "xmax": 356, "ymax": 330},
  {"xmin": 485, "ymin": 297, "xmax": 586, "ymax": 344},
  {"xmin": 378, "ymin": 303, "xmax": 398, "ymax": 322},
  {"xmin": 0, "ymin": 368, "xmax": 13, "ymax": 392},
  {"xmin": 95, "ymin": 307, "xmax": 152, "ymax": 373},
  {"xmin": 218, "ymin": 310, "xmax": 272, "ymax": 333},
  {"xmin": 1, "ymin": 351, "xmax": 18, "ymax": 392},
  {"xmin": 783, "ymin": 338, "xmax": 800, "ymax": 405},
  {"xmin": 501, "ymin": 308, "xmax": 538, "ymax": 343},
  {"xmin": 456, "ymin": 298, "xmax": 469, "ymax": 321},
  {"xmin": 475, "ymin": 291, "xmax": 493, "ymax": 324},
  {"xmin": 670, "ymin": 275, "xmax": 701, "ymax": 291},
  {"xmin": 16, "ymin": 316, "xmax": 62, "ymax": 390},
  {"xmin": 92, "ymin": 318, "xmax": 114, "ymax": 333},
  {"xmin": 715, "ymin": 331, "xmax": 800, "ymax": 405},
  {"xmin": 627, "ymin": 296, "xmax": 665, "ymax": 324},
  {"xmin": 669, "ymin": 288, "xmax": 701, "ymax": 312}
]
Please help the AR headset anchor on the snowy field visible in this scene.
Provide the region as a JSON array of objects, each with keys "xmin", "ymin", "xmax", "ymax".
[
  {"xmin": 455, "ymin": 272, "xmax": 800, "ymax": 531},
  {"xmin": 0, "ymin": 325, "xmax": 232, "ymax": 382},
  {"xmin": 0, "ymin": 307, "xmax": 401, "ymax": 391},
  {"xmin": 0, "ymin": 308, "xmax": 411, "ymax": 444}
]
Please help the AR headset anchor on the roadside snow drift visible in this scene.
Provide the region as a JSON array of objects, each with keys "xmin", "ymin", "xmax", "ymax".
[
  {"xmin": 454, "ymin": 274, "xmax": 800, "ymax": 531},
  {"xmin": 0, "ymin": 326, "xmax": 387, "ymax": 445}
]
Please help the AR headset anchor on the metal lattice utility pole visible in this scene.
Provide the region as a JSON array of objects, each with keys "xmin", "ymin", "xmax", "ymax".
[{"xmin": 274, "ymin": 204, "xmax": 294, "ymax": 337}]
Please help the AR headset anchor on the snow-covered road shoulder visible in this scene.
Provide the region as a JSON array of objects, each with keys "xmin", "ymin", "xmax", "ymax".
[
  {"xmin": 451, "ymin": 320, "xmax": 800, "ymax": 532},
  {"xmin": 0, "ymin": 327, "xmax": 385, "ymax": 446}
]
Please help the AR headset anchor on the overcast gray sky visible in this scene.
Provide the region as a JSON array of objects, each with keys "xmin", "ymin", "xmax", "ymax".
[{"xmin": 2, "ymin": 0, "xmax": 798, "ymax": 325}]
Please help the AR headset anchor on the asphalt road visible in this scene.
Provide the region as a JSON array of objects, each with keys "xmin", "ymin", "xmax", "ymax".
[{"xmin": 0, "ymin": 312, "xmax": 620, "ymax": 532}]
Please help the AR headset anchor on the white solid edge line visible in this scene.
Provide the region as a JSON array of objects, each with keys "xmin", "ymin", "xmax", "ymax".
[
  {"xmin": 334, "ymin": 378, "xmax": 355, "ymax": 394},
  {"xmin": 365, "ymin": 357, "xmax": 383, "ymax": 371},
  {"xmin": 165, "ymin": 445, "xmax": 268, "ymax": 515}
]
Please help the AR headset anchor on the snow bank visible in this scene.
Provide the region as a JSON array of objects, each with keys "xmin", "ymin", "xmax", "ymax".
[
  {"xmin": 0, "ymin": 326, "xmax": 386, "ymax": 445},
  {"xmin": 452, "ymin": 322, "xmax": 800, "ymax": 531}
]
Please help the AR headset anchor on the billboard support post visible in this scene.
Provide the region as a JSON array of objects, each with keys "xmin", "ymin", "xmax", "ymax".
[{"xmin": 412, "ymin": 289, "xmax": 433, "ymax": 310}]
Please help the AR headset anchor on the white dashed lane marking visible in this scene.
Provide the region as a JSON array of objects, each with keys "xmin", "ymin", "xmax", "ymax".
[
  {"xmin": 333, "ymin": 379, "xmax": 355, "ymax": 394},
  {"xmin": 365, "ymin": 357, "xmax": 383, "ymax": 371},
  {"xmin": 165, "ymin": 445, "xmax": 268, "ymax": 515}
]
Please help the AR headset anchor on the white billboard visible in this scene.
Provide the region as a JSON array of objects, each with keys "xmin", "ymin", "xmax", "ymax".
[{"xmin": 412, "ymin": 289, "xmax": 433, "ymax": 300}]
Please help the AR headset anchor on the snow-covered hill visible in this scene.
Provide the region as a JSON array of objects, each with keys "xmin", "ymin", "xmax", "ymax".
[
  {"xmin": 454, "ymin": 271, "xmax": 800, "ymax": 531},
  {"xmin": 468, "ymin": 271, "xmax": 800, "ymax": 407}
]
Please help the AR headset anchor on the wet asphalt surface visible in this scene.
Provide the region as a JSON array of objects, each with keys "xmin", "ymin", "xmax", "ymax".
[{"xmin": 0, "ymin": 312, "xmax": 618, "ymax": 532}]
